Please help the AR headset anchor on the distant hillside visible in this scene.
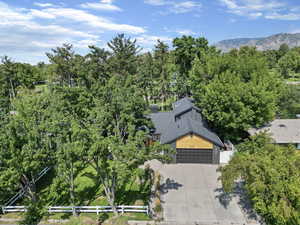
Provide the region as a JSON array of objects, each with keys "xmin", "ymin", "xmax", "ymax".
[{"xmin": 215, "ymin": 33, "xmax": 300, "ymax": 52}]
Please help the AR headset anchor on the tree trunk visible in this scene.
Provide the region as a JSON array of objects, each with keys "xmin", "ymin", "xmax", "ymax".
[
  {"xmin": 23, "ymin": 174, "xmax": 37, "ymax": 203},
  {"xmin": 101, "ymin": 175, "xmax": 118, "ymax": 216},
  {"xmin": 145, "ymin": 92, "xmax": 149, "ymax": 106},
  {"xmin": 9, "ymin": 78, "xmax": 16, "ymax": 99}
]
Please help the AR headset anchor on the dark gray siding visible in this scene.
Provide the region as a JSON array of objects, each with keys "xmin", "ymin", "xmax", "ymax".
[{"xmin": 212, "ymin": 145, "xmax": 220, "ymax": 164}]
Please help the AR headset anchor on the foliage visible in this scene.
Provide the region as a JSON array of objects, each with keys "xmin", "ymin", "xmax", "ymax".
[
  {"xmin": 136, "ymin": 52, "xmax": 156, "ymax": 105},
  {"xmin": 46, "ymin": 44, "xmax": 86, "ymax": 87},
  {"xmin": 220, "ymin": 135, "xmax": 300, "ymax": 225},
  {"xmin": 277, "ymin": 85, "xmax": 300, "ymax": 118},
  {"xmin": 108, "ymin": 34, "xmax": 140, "ymax": 76},
  {"xmin": 278, "ymin": 49, "xmax": 300, "ymax": 79},
  {"xmin": 153, "ymin": 40, "xmax": 173, "ymax": 110},
  {"xmin": 0, "ymin": 93, "xmax": 55, "ymax": 203},
  {"xmin": 85, "ymin": 76, "xmax": 170, "ymax": 215},
  {"xmin": 191, "ymin": 47, "xmax": 283, "ymax": 139},
  {"xmin": 172, "ymin": 35, "xmax": 212, "ymax": 97},
  {"xmin": 2, "ymin": 33, "xmax": 300, "ymax": 224},
  {"xmin": 85, "ymin": 46, "xmax": 111, "ymax": 88},
  {"xmin": 18, "ymin": 201, "xmax": 45, "ymax": 225},
  {"xmin": 0, "ymin": 57, "xmax": 40, "ymax": 118}
]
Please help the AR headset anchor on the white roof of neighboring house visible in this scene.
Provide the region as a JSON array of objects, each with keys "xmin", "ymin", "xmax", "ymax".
[{"xmin": 248, "ymin": 119, "xmax": 300, "ymax": 144}]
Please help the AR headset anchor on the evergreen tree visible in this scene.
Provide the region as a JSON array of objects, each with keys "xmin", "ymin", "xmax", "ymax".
[{"xmin": 108, "ymin": 34, "xmax": 140, "ymax": 76}]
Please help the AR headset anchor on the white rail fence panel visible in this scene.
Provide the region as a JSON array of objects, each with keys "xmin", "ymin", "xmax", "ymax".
[{"xmin": 2, "ymin": 205, "xmax": 149, "ymax": 215}]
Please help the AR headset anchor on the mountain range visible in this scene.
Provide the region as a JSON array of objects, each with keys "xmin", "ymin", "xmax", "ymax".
[{"xmin": 215, "ymin": 33, "xmax": 300, "ymax": 52}]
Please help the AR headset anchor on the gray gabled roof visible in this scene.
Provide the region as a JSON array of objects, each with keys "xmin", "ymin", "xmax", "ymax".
[
  {"xmin": 149, "ymin": 111, "xmax": 173, "ymax": 135},
  {"xmin": 160, "ymin": 117, "xmax": 224, "ymax": 147},
  {"xmin": 172, "ymin": 97, "xmax": 200, "ymax": 117},
  {"xmin": 249, "ymin": 119, "xmax": 300, "ymax": 144},
  {"xmin": 149, "ymin": 98, "xmax": 224, "ymax": 147}
]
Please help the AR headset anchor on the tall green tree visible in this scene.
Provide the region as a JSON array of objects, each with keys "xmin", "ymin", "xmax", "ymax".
[
  {"xmin": 46, "ymin": 44, "xmax": 86, "ymax": 87},
  {"xmin": 191, "ymin": 47, "xmax": 283, "ymax": 139},
  {"xmin": 86, "ymin": 76, "xmax": 169, "ymax": 215},
  {"xmin": 220, "ymin": 135, "xmax": 300, "ymax": 225},
  {"xmin": 277, "ymin": 85, "xmax": 300, "ymax": 118},
  {"xmin": 85, "ymin": 46, "xmax": 111, "ymax": 88},
  {"xmin": 153, "ymin": 40, "xmax": 173, "ymax": 110},
  {"xmin": 136, "ymin": 52, "xmax": 156, "ymax": 105},
  {"xmin": 278, "ymin": 49, "xmax": 300, "ymax": 79},
  {"xmin": 108, "ymin": 34, "xmax": 140, "ymax": 76},
  {"xmin": 0, "ymin": 93, "xmax": 55, "ymax": 205},
  {"xmin": 278, "ymin": 43, "xmax": 290, "ymax": 58},
  {"xmin": 50, "ymin": 118, "xmax": 88, "ymax": 215},
  {"xmin": 172, "ymin": 36, "xmax": 210, "ymax": 97}
]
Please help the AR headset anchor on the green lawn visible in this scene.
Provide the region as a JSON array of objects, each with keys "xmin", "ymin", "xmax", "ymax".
[{"xmin": 2, "ymin": 166, "xmax": 152, "ymax": 224}]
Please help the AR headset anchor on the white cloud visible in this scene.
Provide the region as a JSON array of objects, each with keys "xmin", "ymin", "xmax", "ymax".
[
  {"xmin": 101, "ymin": 0, "xmax": 114, "ymax": 3},
  {"xmin": 265, "ymin": 12, "xmax": 300, "ymax": 21},
  {"xmin": 249, "ymin": 12, "xmax": 263, "ymax": 19},
  {"xmin": 0, "ymin": 2, "xmax": 102, "ymax": 63},
  {"xmin": 136, "ymin": 34, "xmax": 172, "ymax": 47},
  {"xmin": 33, "ymin": 2, "xmax": 54, "ymax": 7},
  {"xmin": 0, "ymin": 1, "xmax": 148, "ymax": 63},
  {"xmin": 39, "ymin": 7, "xmax": 145, "ymax": 33},
  {"xmin": 81, "ymin": 2, "xmax": 122, "ymax": 11},
  {"xmin": 171, "ymin": 1, "xmax": 202, "ymax": 14},
  {"xmin": 0, "ymin": 2, "xmax": 32, "ymax": 21},
  {"xmin": 144, "ymin": 0, "xmax": 201, "ymax": 14},
  {"xmin": 175, "ymin": 29, "xmax": 196, "ymax": 36},
  {"xmin": 163, "ymin": 27, "xmax": 196, "ymax": 36},
  {"xmin": 144, "ymin": 0, "xmax": 169, "ymax": 6},
  {"xmin": 219, "ymin": 0, "xmax": 286, "ymax": 19},
  {"xmin": 30, "ymin": 9, "xmax": 56, "ymax": 19}
]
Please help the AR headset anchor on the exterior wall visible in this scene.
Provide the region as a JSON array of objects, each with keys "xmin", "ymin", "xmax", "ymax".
[
  {"xmin": 170, "ymin": 142, "xmax": 177, "ymax": 163},
  {"xmin": 212, "ymin": 145, "xmax": 220, "ymax": 164},
  {"xmin": 176, "ymin": 134, "xmax": 213, "ymax": 149},
  {"xmin": 220, "ymin": 150, "xmax": 234, "ymax": 164}
]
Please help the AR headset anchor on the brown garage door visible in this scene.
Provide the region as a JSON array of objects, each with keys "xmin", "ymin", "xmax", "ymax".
[{"xmin": 176, "ymin": 148, "xmax": 213, "ymax": 164}]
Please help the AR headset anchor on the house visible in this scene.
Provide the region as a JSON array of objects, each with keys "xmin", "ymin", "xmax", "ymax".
[
  {"xmin": 149, "ymin": 98, "xmax": 224, "ymax": 164},
  {"xmin": 248, "ymin": 119, "xmax": 300, "ymax": 150}
]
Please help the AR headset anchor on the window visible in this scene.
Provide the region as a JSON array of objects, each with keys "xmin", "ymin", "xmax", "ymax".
[{"xmin": 297, "ymin": 143, "xmax": 300, "ymax": 150}]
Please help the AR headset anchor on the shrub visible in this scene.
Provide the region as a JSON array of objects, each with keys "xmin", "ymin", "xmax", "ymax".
[
  {"xmin": 153, "ymin": 198, "xmax": 162, "ymax": 213},
  {"xmin": 134, "ymin": 199, "xmax": 145, "ymax": 206},
  {"xmin": 220, "ymin": 138, "xmax": 300, "ymax": 225}
]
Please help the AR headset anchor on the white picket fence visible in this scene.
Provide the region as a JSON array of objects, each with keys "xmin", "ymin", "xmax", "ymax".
[{"xmin": 2, "ymin": 205, "xmax": 149, "ymax": 215}]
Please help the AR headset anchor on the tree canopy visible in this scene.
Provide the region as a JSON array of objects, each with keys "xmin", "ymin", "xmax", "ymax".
[
  {"xmin": 0, "ymin": 33, "xmax": 300, "ymax": 224},
  {"xmin": 220, "ymin": 134, "xmax": 300, "ymax": 225}
]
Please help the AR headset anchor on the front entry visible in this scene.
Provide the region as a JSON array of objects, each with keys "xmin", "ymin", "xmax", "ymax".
[{"xmin": 176, "ymin": 148, "xmax": 213, "ymax": 164}]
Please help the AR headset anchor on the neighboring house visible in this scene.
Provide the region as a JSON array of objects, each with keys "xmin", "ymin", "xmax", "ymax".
[
  {"xmin": 248, "ymin": 119, "xmax": 300, "ymax": 150},
  {"xmin": 149, "ymin": 98, "xmax": 224, "ymax": 164}
]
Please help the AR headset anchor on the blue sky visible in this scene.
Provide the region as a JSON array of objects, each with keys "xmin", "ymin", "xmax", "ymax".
[{"xmin": 1, "ymin": 0, "xmax": 300, "ymax": 63}]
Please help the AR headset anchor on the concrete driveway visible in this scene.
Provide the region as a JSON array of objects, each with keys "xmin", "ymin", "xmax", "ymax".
[{"xmin": 158, "ymin": 164, "xmax": 260, "ymax": 225}]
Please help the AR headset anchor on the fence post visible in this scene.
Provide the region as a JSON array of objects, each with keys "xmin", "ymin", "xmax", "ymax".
[
  {"xmin": 121, "ymin": 205, "xmax": 124, "ymax": 214},
  {"xmin": 96, "ymin": 206, "xmax": 99, "ymax": 215},
  {"xmin": 146, "ymin": 205, "xmax": 149, "ymax": 216},
  {"xmin": 2, "ymin": 206, "xmax": 5, "ymax": 214}
]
